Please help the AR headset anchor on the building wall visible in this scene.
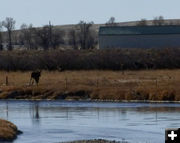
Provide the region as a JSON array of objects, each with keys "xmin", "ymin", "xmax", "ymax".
[{"xmin": 99, "ymin": 34, "xmax": 180, "ymax": 49}]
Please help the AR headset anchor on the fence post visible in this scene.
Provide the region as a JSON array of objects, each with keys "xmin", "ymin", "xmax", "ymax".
[
  {"xmin": 155, "ymin": 78, "xmax": 158, "ymax": 88},
  {"xmin": 96, "ymin": 78, "xmax": 99, "ymax": 88},
  {"xmin": 121, "ymin": 64, "xmax": 124, "ymax": 75},
  {"xmin": 6, "ymin": 76, "xmax": 8, "ymax": 86},
  {"xmin": 155, "ymin": 78, "xmax": 158, "ymax": 96},
  {"xmin": 65, "ymin": 77, "xmax": 68, "ymax": 90}
]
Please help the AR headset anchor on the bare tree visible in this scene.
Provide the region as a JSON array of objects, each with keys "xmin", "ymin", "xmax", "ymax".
[
  {"xmin": 0, "ymin": 22, "xmax": 3, "ymax": 50},
  {"xmin": 51, "ymin": 29, "xmax": 65, "ymax": 49},
  {"xmin": 48, "ymin": 21, "xmax": 52, "ymax": 47},
  {"xmin": 106, "ymin": 17, "xmax": 117, "ymax": 26},
  {"xmin": 20, "ymin": 23, "xmax": 36, "ymax": 49},
  {"xmin": 35, "ymin": 25, "xmax": 50, "ymax": 50},
  {"xmin": 153, "ymin": 16, "xmax": 165, "ymax": 26},
  {"xmin": 35, "ymin": 23, "xmax": 64, "ymax": 50},
  {"xmin": 2, "ymin": 17, "xmax": 16, "ymax": 50},
  {"xmin": 137, "ymin": 19, "xmax": 147, "ymax": 26},
  {"xmin": 77, "ymin": 21, "xmax": 97, "ymax": 49},
  {"xmin": 68, "ymin": 29, "xmax": 78, "ymax": 49}
]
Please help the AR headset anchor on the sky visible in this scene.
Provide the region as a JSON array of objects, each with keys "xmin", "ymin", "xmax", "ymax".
[{"xmin": 0, "ymin": 0, "xmax": 180, "ymax": 29}]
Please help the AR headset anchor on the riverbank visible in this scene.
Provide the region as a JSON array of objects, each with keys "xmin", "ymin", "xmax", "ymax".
[
  {"xmin": 0, "ymin": 119, "xmax": 22, "ymax": 142},
  {"xmin": 0, "ymin": 70, "xmax": 179, "ymax": 101},
  {"xmin": 63, "ymin": 139, "xmax": 127, "ymax": 143}
]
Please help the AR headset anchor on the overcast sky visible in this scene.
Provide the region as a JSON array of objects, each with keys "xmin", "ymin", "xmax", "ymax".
[{"xmin": 0, "ymin": 0, "xmax": 180, "ymax": 29}]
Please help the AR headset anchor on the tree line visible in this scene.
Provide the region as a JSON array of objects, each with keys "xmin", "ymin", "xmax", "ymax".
[
  {"xmin": 0, "ymin": 18, "xmax": 98, "ymax": 51},
  {"xmin": 106, "ymin": 16, "xmax": 177, "ymax": 26},
  {"xmin": 0, "ymin": 48, "xmax": 179, "ymax": 71}
]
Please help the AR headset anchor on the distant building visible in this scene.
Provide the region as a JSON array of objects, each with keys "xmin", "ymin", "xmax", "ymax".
[
  {"xmin": 1, "ymin": 42, "xmax": 27, "ymax": 50},
  {"xmin": 1, "ymin": 43, "xmax": 9, "ymax": 50},
  {"xmin": 99, "ymin": 26, "xmax": 180, "ymax": 49}
]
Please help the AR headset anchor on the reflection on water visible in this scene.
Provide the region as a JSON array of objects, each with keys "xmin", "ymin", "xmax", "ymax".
[
  {"xmin": 6, "ymin": 101, "xmax": 8, "ymax": 120},
  {"xmin": 29, "ymin": 102, "xmax": 40, "ymax": 125},
  {"xmin": 0, "ymin": 101, "xmax": 180, "ymax": 143}
]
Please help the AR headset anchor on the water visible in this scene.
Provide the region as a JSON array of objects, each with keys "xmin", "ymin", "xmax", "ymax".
[{"xmin": 0, "ymin": 101, "xmax": 180, "ymax": 143}]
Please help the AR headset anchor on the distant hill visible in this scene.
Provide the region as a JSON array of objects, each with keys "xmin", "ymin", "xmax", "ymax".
[
  {"xmin": 54, "ymin": 19, "xmax": 180, "ymax": 33},
  {"xmin": 51, "ymin": 19, "xmax": 180, "ymax": 47}
]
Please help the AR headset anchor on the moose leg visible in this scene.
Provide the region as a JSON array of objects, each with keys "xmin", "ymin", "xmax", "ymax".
[
  {"xmin": 29, "ymin": 77, "xmax": 32, "ymax": 85},
  {"xmin": 32, "ymin": 79, "xmax": 34, "ymax": 85},
  {"xmin": 35, "ymin": 78, "xmax": 39, "ymax": 86}
]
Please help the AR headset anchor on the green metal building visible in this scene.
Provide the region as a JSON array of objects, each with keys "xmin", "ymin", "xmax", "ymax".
[{"xmin": 99, "ymin": 26, "xmax": 180, "ymax": 49}]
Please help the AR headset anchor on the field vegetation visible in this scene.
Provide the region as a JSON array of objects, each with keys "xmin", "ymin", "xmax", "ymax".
[
  {"xmin": 0, "ymin": 48, "xmax": 180, "ymax": 71},
  {"xmin": 0, "ymin": 70, "xmax": 179, "ymax": 101}
]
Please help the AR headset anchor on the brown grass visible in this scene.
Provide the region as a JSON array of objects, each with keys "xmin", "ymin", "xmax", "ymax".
[
  {"xmin": 0, "ymin": 70, "xmax": 179, "ymax": 101},
  {"xmin": 0, "ymin": 119, "xmax": 20, "ymax": 141}
]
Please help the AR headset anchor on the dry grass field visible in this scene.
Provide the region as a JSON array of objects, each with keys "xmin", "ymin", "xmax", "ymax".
[{"xmin": 0, "ymin": 70, "xmax": 179, "ymax": 101}]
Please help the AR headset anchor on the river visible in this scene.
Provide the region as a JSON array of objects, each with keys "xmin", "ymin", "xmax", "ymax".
[{"xmin": 0, "ymin": 101, "xmax": 180, "ymax": 143}]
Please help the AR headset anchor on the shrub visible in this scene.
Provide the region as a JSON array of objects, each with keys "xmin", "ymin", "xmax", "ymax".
[{"xmin": 0, "ymin": 48, "xmax": 180, "ymax": 71}]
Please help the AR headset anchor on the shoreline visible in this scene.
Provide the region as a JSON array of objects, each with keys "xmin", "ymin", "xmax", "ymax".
[
  {"xmin": 0, "ymin": 119, "xmax": 22, "ymax": 142},
  {"xmin": 62, "ymin": 139, "xmax": 128, "ymax": 143},
  {"xmin": 1, "ymin": 98, "xmax": 180, "ymax": 104}
]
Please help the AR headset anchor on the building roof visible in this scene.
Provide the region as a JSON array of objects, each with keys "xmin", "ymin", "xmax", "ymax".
[{"xmin": 99, "ymin": 25, "xmax": 180, "ymax": 35}]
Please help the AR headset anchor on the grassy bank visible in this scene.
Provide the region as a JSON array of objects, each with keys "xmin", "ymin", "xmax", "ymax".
[
  {"xmin": 0, "ymin": 119, "xmax": 22, "ymax": 142},
  {"xmin": 63, "ymin": 139, "xmax": 127, "ymax": 143},
  {"xmin": 0, "ymin": 70, "xmax": 179, "ymax": 101}
]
